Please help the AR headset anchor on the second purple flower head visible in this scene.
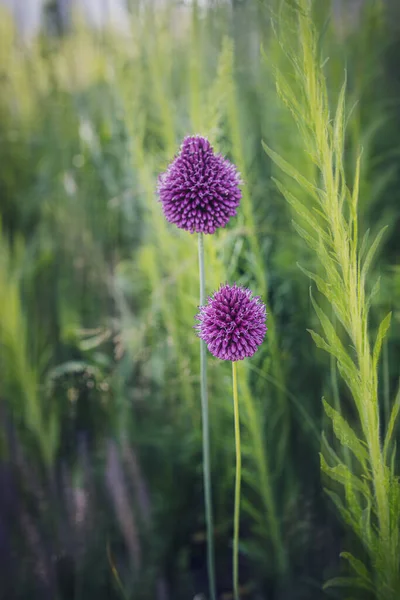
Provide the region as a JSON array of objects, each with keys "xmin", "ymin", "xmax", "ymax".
[
  {"xmin": 158, "ymin": 136, "xmax": 242, "ymax": 234},
  {"xmin": 195, "ymin": 284, "xmax": 267, "ymax": 361}
]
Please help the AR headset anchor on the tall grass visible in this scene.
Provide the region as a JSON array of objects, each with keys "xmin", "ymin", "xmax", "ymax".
[{"xmin": 264, "ymin": 0, "xmax": 400, "ymax": 596}]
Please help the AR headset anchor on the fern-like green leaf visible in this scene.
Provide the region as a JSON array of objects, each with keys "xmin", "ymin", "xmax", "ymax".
[
  {"xmin": 383, "ymin": 384, "xmax": 400, "ymax": 463},
  {"xmin": 333, "ymin": 76, "xmax": 347, "ymax": 158},
  {"xmin": 292, "ymin": 221, "xmax": 321, "ymax": 253},
  {"xmin": 372, "ymin": 312, "xmax": 392, "ymax": 371},
  {"xmin": 262, "ymin": 141, "xmax": 319, "ymax": 199},
  {"xmin": 272, "ymin": 178, "xmax": 328, "ymax": 242},
  {"xmin": 365, "ymin": 276, "xmax": 381, "ymax": 314},
  {"xmin": 297, "ymin": 264, "xmax": 332, "ymax": 300},
  {"xmin": 323, "ymin": 576, "xmax": 373, "ymax": 592},
  {"xmin": 340, "ymin": 552, "xmax": 372, "ymax": 587},
  {"xmin": 307, "ymin": 328, "xmax": 331, "ymax": 354},
  {"xmin": 308, "ymin": 294, "xmax": 358, "ymax": 381},
  {"xmin": 320, "ymin": 454, "xmax": 371, "ymax": 500},
  {"xmin": 323, "ymin": 399, "xmax": 368, "ymax": 467},
  {"xmin": 360, "ymin": 225, "xmax": 388, "ymax": 284}
]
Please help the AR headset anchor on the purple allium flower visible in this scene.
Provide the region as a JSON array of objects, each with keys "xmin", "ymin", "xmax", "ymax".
[
  {"xmin": 195, "ymin": 284, "xmax": 267, "ymax": 361},
  {"xmin": 157, "ymin": 136, "xmax": 242, "ymax": 234}
]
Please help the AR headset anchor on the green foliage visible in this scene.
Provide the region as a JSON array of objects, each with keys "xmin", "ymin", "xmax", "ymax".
[
  {"xmin": 0, "ymin": 0, "xmax": 399, "ymax": 598},
  {"xmin": 264, "ymin": 0, "xmax": 400, "ymax": 596},
  {"xmin": 0, "ymin": 225, "xmax": 58, "ymax": 464}
]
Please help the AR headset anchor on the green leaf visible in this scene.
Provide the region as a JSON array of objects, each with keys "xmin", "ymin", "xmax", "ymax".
[
  {"xmin": 360, "ymin": 503, "xmax": 373, "ymax": 552},
  {"xmin": 272, "ymin": 179, "xmax": 328, "ymax": 243},
  {"xmin": 340, "ymin": 552, "xmax": 372, "ymax": 587},
  {"xmin": 292, "ymin": 222, "xmax": 320, "ymax": 252},
  {"xmin": 333, "ymin": 75, "xmax": 347, "ymax": 157},
  {"xmin": 275, "ymin": 72, "xmax": 303, "ymax": 124},
  {"xmin": 389, "ymin": 441, "xmax": 397, "ymax": 477},
  {"xmin": 297, "ymin": 264, "xmax": 332, "ymax": 300},
  {"xmin": 336, "ymin": 362, "xmax": 362, "ymax": 411},
  {"xmin": 365, "ymin": 277, "xmax": 381, "ymax": 314},
  {"xmin": 316, "ymin": 15, "xmax": 331, "ymax": 59},
  {"xmin": 307, "ymin": 329, "xmax": 331, "ymax": 354},
  {"xmin": 351, "ymin": 152, "xmax": 361, "ymax": 215},
  {"xmin": 359, "ymin": 228, "xmax": 370, "ymax": 261},
  {"xmin": 323, "ymin": 399, "xmax": 368, "ymax": 467},
  {"xmin": 383, "ymin": 384, "xmax": 400, "ymax": 463},
  {"xmin": 309, "ymin": 294, "xmax": 358, "ymax": 382},
  {"xmin": 262, "ymin": 141, "xmax": 318, "ymax": 199},
  {"xmin": 360, "ymin": 226, "xmax": 388, "ymax": 283},
  {"xmin": 372, "ymin": 312, "xmax": 392, "ymax": 371},
  {"xmin": 323, "ymin": 576, "xmax": 373, "ymax": 592},
  {"xmin": 320, "ymin": 454, "xmax": 370, "ymax": 500}
]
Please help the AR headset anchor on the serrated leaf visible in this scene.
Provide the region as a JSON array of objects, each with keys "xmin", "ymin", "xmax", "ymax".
[
  {"xmin": 272, "ymin": 179, "xmax": 328, "ymax": 242},
  {"xmin": 340, "ymin": 552, "xmax": 372, "ymax": 587},
  {"xmin": 323, "ymin": 576, "xmax": 373, "ymax": 592},
  {"xmin": 372, "ymin": 312, "xmax": 392, "ymax": 371},
  {"xmin": 275, "ymin": 72, "xmax": 303, "ymax": 123},
  {"xmin": 383, "ymin": 384, "xmax": 400, "ymax": 462},
  {"xmin": 322, "ymin": 431, "xmax": 342, "ymax": 464},
  {"xmin": 389, "ymin": 441, "xmax": 397, "ymax": 477},
  {"xmin": 336, "ymin": 361, "xmax": 362, "ymax": 411},
  {"xmin": 262, "ymin": 141, "xmax": 318, "ymax": 199},
  {"xmin": 309, "ymin": 294, "xmax": 358, "ymax": 383},
  {"xmin": 323, "ymin": 399, "xmax": 368, "ymax": 467},
  {"xmin": 307, "ymin": 328, "xmax": 331, "ymax": 354},
  {"xmin": 360, "ymin": 226, "xmax": 388, "ymax": 283},
  {"xmin": 298, "ymin": 264, "xmax": 331, "ymax": 298},
  {"xmin": 360, "ymin": 502, "xmax": 374, "ymax": 552},
  {"xmin": 292, "ymin": 221, "xmax": 320, "ymax": 252},
  {"xmin": 316, "ymin": 15, "xmax": 331, "ymax": 59},
  {"xmin": 351, "ymin": 153, "xmax": 361, "ymax": 215},
  {"xmin": 366, "ymin": 277, "xmax": 381, "ymax": 314},
  {"xmin": 359, "ymin": 228, "xmax": 370, "ymax": 260},
  {"xmin": 320, "ymin": 454, "xmax": 370, "ymax": 499},
  {"xmin": 333, "ymin": 75, "xmax": 347, "ymax": 156}
]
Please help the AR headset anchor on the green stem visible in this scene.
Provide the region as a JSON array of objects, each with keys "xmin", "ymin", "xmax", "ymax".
[
  {"xmin": 232, "ymin": 360, "xmax": 241, "ymax": 600},
  {"xmin": 198, "ymin": 233, "xmax": 216, "ymax": 600}
]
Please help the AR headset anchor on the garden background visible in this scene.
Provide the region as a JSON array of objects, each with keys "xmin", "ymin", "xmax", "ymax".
[{"xmin": 0, "ymin": 1, "xmax": 399, "ymax": 599}]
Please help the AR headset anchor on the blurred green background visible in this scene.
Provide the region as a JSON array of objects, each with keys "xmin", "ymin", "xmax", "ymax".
[{"xmin": 0, "ymin": 1, "xmax": 399, "ymax": 599}]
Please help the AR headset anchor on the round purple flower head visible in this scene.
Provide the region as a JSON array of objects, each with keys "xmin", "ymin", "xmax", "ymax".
[
  {"xmin": 157, "ymin": 136, "xmax": 242, "ymax": 234},
  {"xmin": 195, "ymin": 284, "xmax": 267, "ymax": 361}
]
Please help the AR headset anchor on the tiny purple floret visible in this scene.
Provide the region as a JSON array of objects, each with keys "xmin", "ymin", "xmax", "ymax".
[
  {"xmin": 195, "ymin": 284, "xmax": 267, "ymax": 361},
  {"xmin": 157, "ymin": 135, "xmax": 242, "ymax": 234}
]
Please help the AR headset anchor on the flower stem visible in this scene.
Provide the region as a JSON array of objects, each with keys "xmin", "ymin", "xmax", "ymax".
[
  {"xmin": 198, "ymin": 232, "xmax": 216, "ymax": 600},
  {"xmin": 232, "ymin": 360, "xmax": 241, "ymax": 600}
]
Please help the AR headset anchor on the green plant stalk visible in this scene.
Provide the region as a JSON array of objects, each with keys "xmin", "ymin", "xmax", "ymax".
[
  {"xmin": 304, "ymin": 13, "xmax": 392, "ymax": 567},
  {"xmin": 267, "ymin": 2, "xmax": 395, "ymax": 591},
  {"xmin": 238, "ymin": 364, "xmax": 287, "ymax": 575},
  {"xmin": 232, "ymin": 360, "xmax": 241, "ymax": 600},
  {"xmin": 198, "ymin": 232, "xmax": 217, "ymax": 600}
]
